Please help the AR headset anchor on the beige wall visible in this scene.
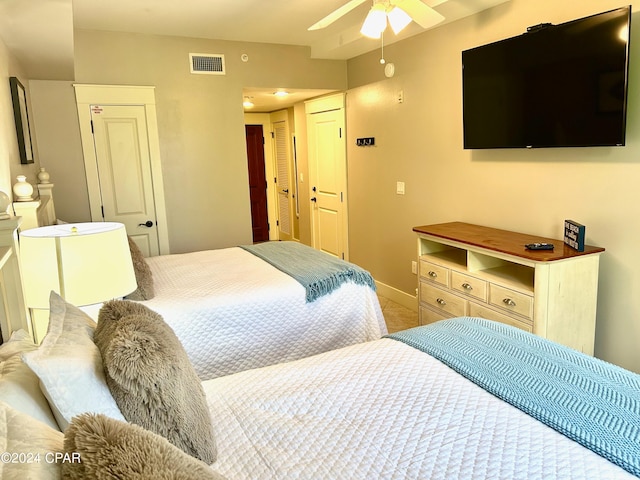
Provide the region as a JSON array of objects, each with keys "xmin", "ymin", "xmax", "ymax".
[
  {"xmin": 55, "ymin": 30, "xmax": 347, "ymax": 253},
  {"xmin": 345, "ymin": 0, "xmax": 640, "ymax": 372},
  {"xmin": 0, "ymin": 38, "xmax": 40, "ymax": 199},
  {"xmin": 28, "ymin": 80, "xmax": 90, "ymax": 222}
]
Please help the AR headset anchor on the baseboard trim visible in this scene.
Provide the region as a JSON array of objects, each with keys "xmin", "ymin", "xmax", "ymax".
[{"xmin": 375, "ymin": 281, "xmax": 418, "ymax": 312}]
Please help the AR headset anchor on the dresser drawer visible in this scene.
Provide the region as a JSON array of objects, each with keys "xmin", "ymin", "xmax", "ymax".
[
  {"xmin": 420, "ymin": 283, "xmax": 467, "ymax": 317},
  {"xmin": 488, "ymin": 284, "xmax": 533, "ymax": 319},
  {"xmin": 468, "ymin": 302, "xmax": 533, "ymax": 333},
  {"xmin": 451, "ymin": 271, "xmax": 487, "ymax": 302},
  {"xmin": 419, "ymin": 260, "xmax": 449, "ymax": 287}
]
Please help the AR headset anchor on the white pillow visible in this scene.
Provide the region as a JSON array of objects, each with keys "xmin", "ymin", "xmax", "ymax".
[
  {"xmin": 21, "ymin": 292, "xmax": 125, "ymax": 431},
  {"xmin": 0, "ymin": 330, "xmax": 59, "ymax": 430},
  {"xmin": 0, "ymin": 400, "xmax": 63, "ymax": 480}
]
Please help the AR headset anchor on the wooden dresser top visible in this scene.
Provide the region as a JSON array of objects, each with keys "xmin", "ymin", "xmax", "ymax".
[{"xmin": 413, "ymin": 222, "xmax": 605, "ymax": 262}]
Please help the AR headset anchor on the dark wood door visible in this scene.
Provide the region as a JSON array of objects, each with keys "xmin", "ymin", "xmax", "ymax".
[{"xmin": 245, "ymin": 125, "xmax": 270, "ymax": 242}]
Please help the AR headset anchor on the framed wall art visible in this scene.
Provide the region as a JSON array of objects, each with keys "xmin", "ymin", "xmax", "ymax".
[{"xmin": 9, "ymin": 76, "xmax": 34, "ymax": 164}]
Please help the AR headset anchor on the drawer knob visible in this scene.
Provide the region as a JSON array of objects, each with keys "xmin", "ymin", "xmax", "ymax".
[
  {"xmin": 503, "ymin": 298, "xmax": 516, "ymax": 307},
  {"xmin": 462, "ymin": 283, "xmax": 473, "ymax": 290},
  {"xmin": 428, "ymin": 271, "xmax": 438, "ymax": 278},
  {"xmin": 436, "ymin": 298, "xmax": 447, "ymax": 306}
]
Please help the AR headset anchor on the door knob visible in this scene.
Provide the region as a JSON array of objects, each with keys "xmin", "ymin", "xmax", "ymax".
[
  {"xmin": 138, "ymin": 220, "xmax": 154, "ymax": 227},
  {"xmin": 310, "ymin": 197, "xmax": 317, "ymax": 202},
  {"xmin": 282, "ymin": 189, "xmax": 289, "ymax": 194}
]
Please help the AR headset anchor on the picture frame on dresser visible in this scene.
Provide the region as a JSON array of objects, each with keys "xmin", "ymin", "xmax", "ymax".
[{"xmin": 9, "ymin": 76, "xmax": 34, "ymax": 164}]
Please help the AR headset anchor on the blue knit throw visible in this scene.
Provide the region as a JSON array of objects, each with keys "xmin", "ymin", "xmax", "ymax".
[
  {"xmin": 240, "ymin": 241, "xmax": 376, "ymax": 302},
  {"xmin": 387, "ymin": 318, "xmax": 640, "ymax": 478}
]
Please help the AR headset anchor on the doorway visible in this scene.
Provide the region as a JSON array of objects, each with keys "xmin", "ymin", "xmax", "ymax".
[
  {"xmin": 74, "ymin": 85, "xmax": 170, "ymax": 256},
  {"xmin": 305, "ymin": 93, "xmax": 348, "ymax": 259},
  {"xmin": 272, "ymin": 114, "xmax": 294, "ymax": 241},
  {"xmin": 245, "ymin": 124, "xmax": 269, "ymax": 243}
]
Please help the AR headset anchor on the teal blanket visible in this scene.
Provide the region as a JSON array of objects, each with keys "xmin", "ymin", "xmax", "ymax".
[
  {"xmin": 240, "ymin": 241, "xmax": 376, "ymax": 302},
  {"xmin": 387, "ymin": 318, "xmax": 640, "ymax": 477}
]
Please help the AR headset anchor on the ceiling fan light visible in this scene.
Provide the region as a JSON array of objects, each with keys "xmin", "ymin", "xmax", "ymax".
[
  {"xmin": 387, "ymin": 7, "xmax": 412, "ymax": 35},
  {"xmin": 360, "ymin": 4, "xmax": 387, "ymax": 39}
]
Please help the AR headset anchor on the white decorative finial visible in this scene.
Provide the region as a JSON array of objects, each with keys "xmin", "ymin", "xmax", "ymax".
[
  {"xmin": 0, "ymin": 191, "xmax": 10, "ymax": 219},
  {"xmin": 37, "ymin": 167, "xmax": 51, "ymax": 184}
]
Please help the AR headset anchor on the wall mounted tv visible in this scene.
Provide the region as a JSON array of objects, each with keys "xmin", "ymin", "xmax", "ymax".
[{"xmin": 462, "ymin": 6, "xmax": 631, "ymax": 149}]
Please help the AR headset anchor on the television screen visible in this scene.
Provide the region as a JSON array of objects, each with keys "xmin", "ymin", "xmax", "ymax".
[{"xmin": 462, "ymin": 6, "xmax": 631, "ymax": 149}]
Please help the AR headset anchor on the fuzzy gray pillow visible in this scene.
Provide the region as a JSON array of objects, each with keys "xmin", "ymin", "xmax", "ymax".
[
  {"xmin": 62, "ymin": 413, "xmax": 226, "ymax": 480},
  {"xmin": 125, "ymin": 236, "xmax": 155, "ymax": 300},
  {"xmin": 95, "ymin": 300, "xmax": 216, "ymax": 464}
]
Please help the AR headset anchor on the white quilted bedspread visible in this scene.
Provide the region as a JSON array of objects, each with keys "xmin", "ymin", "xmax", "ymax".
[
  {"xmin": 142, "ymin": 248, "xmax": 386, "ymax": 380},
  {"xmin": 203, "ymin": 339, "xmax": 635, "ymax": 480}
]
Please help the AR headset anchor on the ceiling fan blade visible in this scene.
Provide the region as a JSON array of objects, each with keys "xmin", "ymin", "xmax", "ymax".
[
  {"xmin": 308, "ymin": 0, "xmax": 369, "ymax": 30},
  {"xmin": 392, "ymin": 0, "xmax": 445, "ymax": 29}
]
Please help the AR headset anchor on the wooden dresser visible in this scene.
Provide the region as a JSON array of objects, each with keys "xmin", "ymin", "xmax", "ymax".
[{"xmin": 414, "ymin": 222, "xmax": 605, "ymax": 355}]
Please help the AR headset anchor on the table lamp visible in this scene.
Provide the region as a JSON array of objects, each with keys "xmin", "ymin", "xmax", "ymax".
[{"xmin": 19, "ymin": 222, "xmax": 137, "ymax": 342}]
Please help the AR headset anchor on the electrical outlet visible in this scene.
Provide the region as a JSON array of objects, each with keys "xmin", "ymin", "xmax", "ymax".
[{"xmin": 411, "ymin": 261, "xmax": 417, "ymax": 274}]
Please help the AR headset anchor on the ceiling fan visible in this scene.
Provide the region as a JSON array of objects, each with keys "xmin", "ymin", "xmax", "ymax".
[{"xmin": 308, "ymin": 0, "xmax": 445, "ymax": 38}]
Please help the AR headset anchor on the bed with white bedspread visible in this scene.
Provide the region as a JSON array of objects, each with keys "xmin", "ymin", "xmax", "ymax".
[
  {"xmin": 203, "ymin": 318, "xmax": 640, "ymax": 479},
  {"xmin": 1, "ymin": 279, "xmax": 639, "ymax": 479},
  {"xmin": 138, "ymin": 243, "xmax": 386, "ymax": 380}
]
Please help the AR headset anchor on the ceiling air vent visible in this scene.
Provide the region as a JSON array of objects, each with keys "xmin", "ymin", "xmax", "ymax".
[{"xmin": 189, "ymin": 53, "xmax": 225, "ymax": 75}]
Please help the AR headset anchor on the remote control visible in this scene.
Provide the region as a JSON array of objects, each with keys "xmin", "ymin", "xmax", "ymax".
[{"xmin": 525, "ymin": 243, "xmax": 554, "ymax": 250}]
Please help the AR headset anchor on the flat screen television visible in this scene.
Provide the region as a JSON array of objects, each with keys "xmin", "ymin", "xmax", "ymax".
[{"xmin": 462, "ymin": 6, "xmax": 631, "ymax": 149}]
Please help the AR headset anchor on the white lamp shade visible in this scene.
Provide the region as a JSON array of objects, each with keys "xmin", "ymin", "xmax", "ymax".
[{"xmin": 20, "ymin": 222, "xmax": 137, "ymax": 309}]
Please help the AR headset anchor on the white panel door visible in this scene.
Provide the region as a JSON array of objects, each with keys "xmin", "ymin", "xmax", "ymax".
[
  {"xmin": 307, "ymin": 106, "xmax": 347, "ymax": 259},
  {"xmin": 90, "ymin": 105, "xmax": 160, "ymax": 256}
]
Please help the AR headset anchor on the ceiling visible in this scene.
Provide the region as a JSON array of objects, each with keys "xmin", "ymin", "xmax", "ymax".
[
  {"xmin": 242, "ymin": 88, "xmax": 338, "ymax": 113},
  {"xmin": 0, "ymin": 0, "xmax": 509, "ymax": 110}
]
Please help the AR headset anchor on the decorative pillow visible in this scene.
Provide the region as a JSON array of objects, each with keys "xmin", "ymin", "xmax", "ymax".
[
  {"xmin": 21, "ymin": 292, "xmax": 125, "ymax": 431},
  {"xmin": 62, "ymin": 413, "xmax": 226, "ymax": 480},
  {"xmin": 0, "ymin": 330, "xmax": 59, "ymax": 430},
  {"xmin": 95, "ymin": 300, "xmax": 217, "ymax": 464},
  {"xmin": 0, "ymin": 401, "xmax": 64, "ymax": 480},
  {"xmin": 124, "ymin": 236, "xmax": 155, "ymax": 300}
]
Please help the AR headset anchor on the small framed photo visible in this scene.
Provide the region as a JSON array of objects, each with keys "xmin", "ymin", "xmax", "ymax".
[
  {"xmin": 564, "ymin": 220, "xmax": 585, "ymax": 252},
  {"xmin": 9, "ymin": 77, "xmax": 34, "ymax": 164}
]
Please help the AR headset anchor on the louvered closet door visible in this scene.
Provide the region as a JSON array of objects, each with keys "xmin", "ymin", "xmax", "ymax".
[{"xmin": 273, "ymin": 120, "xmax": 292, "ymax": 241}]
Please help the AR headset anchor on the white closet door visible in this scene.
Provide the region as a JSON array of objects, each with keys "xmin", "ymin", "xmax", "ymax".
[
  {"xmin": 90, "ymin": 105, "xmax": 160, "ymax": 256},
  {"xmin": 74, "ymin": 84, "xmax": 170, "ymax": 257},
  {"xmin": 306, "ymin": 94, "xmax": 348, "ymax": 259}
]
